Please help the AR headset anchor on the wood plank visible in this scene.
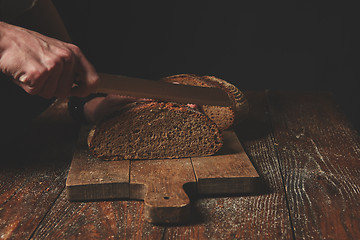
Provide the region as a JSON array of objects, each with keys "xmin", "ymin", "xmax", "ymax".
[
  {"xmin": 267, "ymin": 91, "xmax": 360, "ymax": 239},
  {"xmin": 66, "ymin": 128, "xmax": 260, "ymax": 224},
  {"xmin": 66, "ymin": 127, "xmax": 130, "ymax": 201},
  {"xmin": 192, "ymin": 131, "xmax": 261, "ymax": 195},
  {"xmin": 0, "ymin": 171, "xmax": 66, "ymax": 240},
  {"xmin": 31, "ymin": 190, "xmax": 165, "ymax": 239},
  {"xmin": 163, "ymin": 91, "xmax": 294, "ymax": 239},
  {"xmin": 0, "ymin": 100, "xmax": 79, "ymax": 239},
  {"xmin": 10, "ymin": 91, "xmax": 359, "ymax": 239},
  {"xmin": 130, "ymin": 158, "xmax": 196, "ymax": 224}
]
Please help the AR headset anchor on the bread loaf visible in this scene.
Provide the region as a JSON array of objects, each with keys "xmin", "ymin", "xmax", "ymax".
[
  {"xmin": 161, "ymin": 74, "xmax": 249, "ymax": 131},
  {"xmin": 88, "ymin": 74, "xmax": 248, "ymax": 160},
  {"xmin": 88, "ymin": 102, "xmax": 223, "ymax": 160}
]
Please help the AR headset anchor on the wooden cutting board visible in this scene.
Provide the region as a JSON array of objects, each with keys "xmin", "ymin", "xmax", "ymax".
[{"xmin": 66, "ymin": 127, "xmax": 261, "ymax": 224}]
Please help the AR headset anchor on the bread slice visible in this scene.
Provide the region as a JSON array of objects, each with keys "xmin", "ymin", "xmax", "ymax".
[
  {"xmin": 88, "ymin": 102, "xmax": 223, "ymax": 160},
  {"xmin": 162, "ymin": 74, "xmax": 249, "ymax": 131}
]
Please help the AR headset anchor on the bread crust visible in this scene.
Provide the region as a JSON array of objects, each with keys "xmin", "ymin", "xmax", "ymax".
[
  {"xmin": 200, "ymin": 75, "xmax": 249, "ymax": 127},
  {"xmin": 161, "ymin": 74, "xmax": 248, "ymax": 130}
]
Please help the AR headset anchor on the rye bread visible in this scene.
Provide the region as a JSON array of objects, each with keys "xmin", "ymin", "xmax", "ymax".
[
  {"xmin": 161, "ymin": 74, "xmax": 249, "ymax": 131},
  {"xmin": 88, "ymin": 102, "xmax": 223, "ymax": 160}
]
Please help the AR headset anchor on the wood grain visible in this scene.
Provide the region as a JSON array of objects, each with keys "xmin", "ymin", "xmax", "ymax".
[
  {"xmin": 66, "ymin": 127, "xmax": 130, "ymax": 201},
  {"xmin": 163, "ymin": 91, "xmax": 294, "ymax": 239},
  {"xmin": 66, "ymin": 127, "xmax": 260, "ymax": 224},
  {"xmin": 0, "ymin": 100, "xmax": 79, "ymax": 239},
  {"xmin": 130, "ymin": 158, "xmax": 196, "ymax": 224},
  {"xmin": 192, "ymin": 131, "xmax": 260, "ymax": 195},
  {"xmin": 30, "ymin": 191, "xmax": 165, "ymax": 239},
  {"xmin": 2, "ymin": 91, "xmax": 359, "ymax": 239},
  {"xmin": 267, "ymin": 91, "xmax": 360, "ymax": 239}
]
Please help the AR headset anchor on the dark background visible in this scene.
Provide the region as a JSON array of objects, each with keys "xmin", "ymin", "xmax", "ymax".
[{"xmin": 53, "ymin": 0, "xmax": 359, "ymax": 132}]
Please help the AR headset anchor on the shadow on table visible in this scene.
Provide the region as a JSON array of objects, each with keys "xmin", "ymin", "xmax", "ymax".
[{"xmin": 0, "ymin": 99, "xmax": 80, "ymax": 170}]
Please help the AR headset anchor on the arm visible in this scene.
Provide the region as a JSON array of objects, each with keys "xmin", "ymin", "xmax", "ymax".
[
  {"xmin": 0, "ymin": 0, "xmax": 98, "ymax": 98},
  {"xmin": 10, "ymin": 0, "xmax": 72, "ymax": 42}
]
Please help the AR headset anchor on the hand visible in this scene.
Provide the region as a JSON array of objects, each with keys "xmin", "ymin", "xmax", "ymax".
[
  {"xmin": 83, "ymin": 95, "xmax": 153, "ymax": 123},
  {"xmin": 0, "ymin": 21, "xmax": 99, "ymax": 98}
]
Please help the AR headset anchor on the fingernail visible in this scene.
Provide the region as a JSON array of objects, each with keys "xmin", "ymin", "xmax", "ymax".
[{"xmin": 19, "ymin": 75, "xmax": 27, "ymax": 83}]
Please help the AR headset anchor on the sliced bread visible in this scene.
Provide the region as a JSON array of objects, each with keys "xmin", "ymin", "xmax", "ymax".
[{"xmin": 88, "ymin": 102, "xmax": 223, "ymax": 160}]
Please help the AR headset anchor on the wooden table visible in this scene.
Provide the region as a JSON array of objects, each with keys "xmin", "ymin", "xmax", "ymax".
[{"xmin": 1, "ymin": 91, "xmax": 359, "ymax": 239}]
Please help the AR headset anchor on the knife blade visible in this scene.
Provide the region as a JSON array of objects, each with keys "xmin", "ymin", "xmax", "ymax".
[{"xmin": 95, "ymin": 73, "xmax": 232, "ymax": 107}]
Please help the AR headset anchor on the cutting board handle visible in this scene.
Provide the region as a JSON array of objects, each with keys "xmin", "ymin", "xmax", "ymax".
[{"xmin": 130, "ymin": 159, "xmax": 197, "ymax": 224}]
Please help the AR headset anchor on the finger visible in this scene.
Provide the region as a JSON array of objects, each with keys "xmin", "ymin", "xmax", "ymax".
[
  {"xmin": 14, "ymin": 74, "xmax": 38, "ymax": 94},
  {"xmin": 84, "ymin": 95, "xmax": 138, "ymax": 123},
  {"xmin": 54, "ymin": 49, "xmax": 76, "ymax": 98},
  {"xmin": 15, "ymin": 65, "xmax": 49, "ymax": 95},
  {"xmin": 37, "ymin": 59, "xmax": 63, "ymax": 99},
  {"xmin": 83, "ymin": 96, "xmax": 106, "ymax": 123},
  {"xmin": 37, "ymin": 72, "xmax": 60, "ymax": 99},
  {"xmin": 69, "ymin": 46, "xmax": 99, "ymax": 97}
]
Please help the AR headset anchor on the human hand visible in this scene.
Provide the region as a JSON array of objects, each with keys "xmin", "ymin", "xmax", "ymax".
[
  {"xmin": 0, "ymin": 21, "xmax": 99, "ymax": 99},
  {"xmin": 83, "ymin": 95, "xmax": 153, "ymax": 123}
]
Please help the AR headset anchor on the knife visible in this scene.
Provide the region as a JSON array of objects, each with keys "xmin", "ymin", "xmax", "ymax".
[{"xmin": 95, "ymin": 73, "xmax": 232, "ymax": 107}]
